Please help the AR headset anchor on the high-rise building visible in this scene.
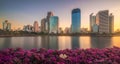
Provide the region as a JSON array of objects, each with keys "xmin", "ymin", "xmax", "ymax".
[
  {"xmin": 96, "ymin": 10, "xmax": 109, "ymax": 33},
  {"xmin": 92, "ymin": 24, "xmax": 98, "ymax": 33},
  {"xmin": 46, "ymin": 11, "xmax": 54, "ymax": 33},
  {"xmin": 3, "ymin": 20, "xmax": 8, "ymax": 30},
  {"xmin": 23, "ymin": 25, "xmax": 33, "ymax": 32},
  {"xmin": 33, "ymin": 21, "xmax": 39, "ymax": 32},
  {"xmin": 41, "ymin": 18, "xmax": 46, "ymax": 33},
  {"xmin": 49, "ymin": 16, "xmax": 59, "ymax": 33},
  {"xmin": 7, "ymin": 23, "xmax": 11, "ymax": 31},
  {"xmin": 109, "ymin": 13, "xmax": 114, "ymax": 33},
  {"xmin": 90, "ymin": 13, "xmax": 96, "ymax": 32},
  {"xmin": 2, "ymin": 20, "xmax": 11, "ymax": 31},
  {"xmin": 71, "ymin": 8, "xmax": 81, "ymax": 33}
]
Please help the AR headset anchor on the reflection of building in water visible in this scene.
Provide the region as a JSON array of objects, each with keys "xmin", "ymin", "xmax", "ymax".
[
  {"xmin": 71, "ymin": 36, "xmax": 80, "ymax": 49},
  {"xmin": 41, "ymin": 36, "xmax": 58, "ymax": 50},
  {"xmin": 0, "ymin": 38, "xmax": 12, "ymax": 49},
  {"xmin": 41, "ymin": 36, "xmax": 49, "ymax": 49},
  {"xmin": 90, "ymin": 37, "xmax": 112, "ymax": 49},
  {"xmin": 33, "ymin": 37, "xmax": 40, "ymax": 49},
  {"xmin": 58, "ymin": 36, "xmax": 71, "ymax": 50},
  {"xmin": 49, "ymin": 36, "xmax": 58, "ymax": 49},
  {"xmin": 23, "ymin": 37, "xmax": 34, "ymax": 50}
]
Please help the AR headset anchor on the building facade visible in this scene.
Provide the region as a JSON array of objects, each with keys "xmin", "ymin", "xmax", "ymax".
[
  {"xmin": 23, "ymin": 25, "xmax": 33, "ymax": 32},
  {"xmin": 46, "ymin": 12, "xmax": 54, "ymax": 33},
  {"xmin": 71, "ymin": 8, "xmax": 81, "ymax": 33},
  {"xmin": 109, "ymin": 13, "xmax": 114, "ymax": 33},
  {"xmin": 2, "ymin": 20, "xmax": 11, "ymax": 31},
  {"xmin": 92, "ymin": 24, "xmax": 99, "ymax": 33},
  {"xmin": 90, "ymin": 13, "xmax": 96, "ymax": 32},
  {"xmin": 49, "ymin": 16, "xmax": 59, "ymax": 33},
  {"xmin": 33, "ymin": 21, "xmax": 39, "ymax": 32},
  {"xmin": 41, "ymin": 18, "xmax": 47, "ymax": 33},
  {"xmin": 96, "ymin": 10, "xmax": 109, "ymax": 33}
]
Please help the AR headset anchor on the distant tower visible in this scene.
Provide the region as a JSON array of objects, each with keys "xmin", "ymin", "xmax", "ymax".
[
  {"xmin": 109, "ymin": 13, "xmax": 114, "ymax": 33},
  {"xmin": 3, "ymin": 20, "xmax": 11, "ymax": 31},
  {"xmin": 90, "ymin": 13, "xmax": 96, "ymax": 32},
  {"xmin": 46, "ymin": 11, "xmax": 54, "ymax": 33},
  {"xmin": 71, "ymin": 8, "xmax": 81, "ymax": 33},
  {"xmin": 41, "ymin": 18, "xmax": 47, "ymax": 33},
  {"xmin": 7, "ymin": 23, "xmax": 11, "ymax": 31},
  {"xmin": 96, "ymin": 10, "xmax": 109, "ymax": 33},
  {"xmin": 92, "ymin": 24, "xmax": 98, "ymax": 33},
  {"xmin": 49, "ymin": 16, "xmax": 59, "ymax": 33},
  {"xmin": 33, "ymin": 21, "xmax": 39, "ymax": 32}
]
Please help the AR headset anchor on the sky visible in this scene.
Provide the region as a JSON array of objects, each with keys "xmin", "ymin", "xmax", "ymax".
[{"xmin": 0, "ymin": 0, "xmax": 120, "ymax": 31}]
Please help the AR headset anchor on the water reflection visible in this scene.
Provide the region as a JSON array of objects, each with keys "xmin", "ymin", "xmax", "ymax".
[
  {"xmin": 41, "ymin": 36, "xmax": 58, "ymax": 50},
  {"xmin": 23, "ymin": 37, "xmax": 34, "ymax": 49},
  {"xmin": 58, "ymin": 36, "xmax": 71, "ymax": 50},
  {"xmin": 0, "ymin": 36, "xmax": 120, "ymax": 50},
  {"xmin": 41, "ymin": 36, "xmax": 49, "ymax": 49},
  {"xmin": 112, "ymin": 37, "xmax": 120, "ymax": 47},
  {"xmin": 80, "ymin": 36, "xmax": 91, "ymax": 49},
  {"xmin": 33, "ymin": 37, "xmax": 41, "ymax": 48},
  {"xmin": 90, "ymin": 37, "xmax": 112, "ymax": 48},
  {"xmin": 71, "ymin": 36, "xmax": 80, "ymax": 49},
  {"xmin": 11, "ymin": 37, "xmax": 24, "ymax": 48},
  {"xmin": 0, "ymin": 37, "xmax": 11, "ymax": 49},
  {"xmin": 49, "ymin": 36, "xmax": 58, "ymax": 49}
]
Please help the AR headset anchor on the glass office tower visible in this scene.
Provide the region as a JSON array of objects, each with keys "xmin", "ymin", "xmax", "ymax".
[
  {"xmin": 72, "ymin": 8, "xmax": 81, "ymax": 33},
  {"xmin": 49, "ymin": 16, "xmax": 59, "ymax": 33}
]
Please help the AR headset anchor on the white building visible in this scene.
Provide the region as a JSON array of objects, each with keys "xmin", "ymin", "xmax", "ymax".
[
  {"xmin": 23, "ymin": 25, "xmax": 33, "ymax": 32},
  {"xmin": 96, "ymin": 10, "xmax": 109, "ymax": 33}
]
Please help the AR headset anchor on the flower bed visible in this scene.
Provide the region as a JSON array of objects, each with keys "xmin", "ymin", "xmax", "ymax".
[{"xmin": 0, "ymin": 47, "xmax": 120, "ymax": 64}]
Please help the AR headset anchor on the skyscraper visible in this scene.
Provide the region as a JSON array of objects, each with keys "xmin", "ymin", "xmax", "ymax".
[
  {"xmin": 49, "ymin": 16, "xmax": 59, "ymax": 33},
  {"xmin": 71, "ymin": 8, "xmax": 81, "ymax": 33},
  {"xmin": 46, "ymin": 11, "xmax": 54, "ymax": 33},
  {"xmin": 92, "ymin": 24, "xmax": 98, "ymax": 33},
  {"xmin": 2, "ymin": 20, "xmax": 11, "ymax": 31},
  {"xmin": 90, "ymin": 13, "xmax": 96, "ymax": 32},
  {"xmin": 109, "ymin": 13, "xmax": 114, "ymax": 33},
  {"xmin": 96, "ymin": 10, "xmax": 109, "ymax": 33},
  {"xmin": 41, "ymin": 18, "xmax": 46, "ymax": 33},
  {"xmin": 7, "ymin": 23, "xmax": 11, "ymax": 31},
  {"xmin": 3, "ymin": 20, "xmax": 8, "ymax": 30},
  {"xmin": 33, "ymin": 21, "xmax": 39, "ymax": 32}
]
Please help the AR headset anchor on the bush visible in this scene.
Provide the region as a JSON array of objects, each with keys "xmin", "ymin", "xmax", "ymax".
[{"xmin": 0, "ymin": 47, "xmax": 120, "ymax": 64}]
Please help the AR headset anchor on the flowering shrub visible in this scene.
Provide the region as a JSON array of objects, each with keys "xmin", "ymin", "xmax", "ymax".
[{"xmin": 0, "ymin": 47, "xmax": 120, "ymax": 64}]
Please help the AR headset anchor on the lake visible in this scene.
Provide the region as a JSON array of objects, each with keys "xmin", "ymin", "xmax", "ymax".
[{"xmin": 0, "ymin": 36, "xmax": 120, "ymax": 50}]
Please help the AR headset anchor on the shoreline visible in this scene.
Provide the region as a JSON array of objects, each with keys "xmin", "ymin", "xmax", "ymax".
[{"xmin": 0, "ymin": 34, "xmax": 120, "ymax": 37}]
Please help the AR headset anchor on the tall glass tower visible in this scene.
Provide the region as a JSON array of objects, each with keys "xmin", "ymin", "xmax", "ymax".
[
  {"xmin": 71, "ymin": 8, "xmax": 81, "ymax": 33},
  {"xmin": 49, "ymin": 16, "xmax": 59, "ymax": 33},
  {"xmin": 46, "ymin": 12, "xmax": 54, "ymax": 33}
]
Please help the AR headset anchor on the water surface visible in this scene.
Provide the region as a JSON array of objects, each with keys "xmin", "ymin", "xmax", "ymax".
[{"xmin": 0, "ymin": 36, "xmax": 120, "ymax": 50}]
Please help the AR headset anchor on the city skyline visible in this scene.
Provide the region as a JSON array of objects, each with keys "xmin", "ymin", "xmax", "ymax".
[{"xmin": 0, "ymin": 0, "xmax": 120, "ymax": 31}]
